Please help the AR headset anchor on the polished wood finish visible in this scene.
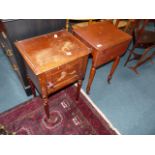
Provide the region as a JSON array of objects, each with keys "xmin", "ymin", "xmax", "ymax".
[
  {"xmin": 15, "ymin": 30, "xmax": 90, "ymax": 118},
  {"xmin": 73, "ymin": 21, "xmax": 132, "ymax": 94}
]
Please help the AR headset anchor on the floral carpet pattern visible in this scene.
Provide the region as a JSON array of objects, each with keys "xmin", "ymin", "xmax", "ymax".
[{"xmin": 0, "ymin": 86, "xmax": 117, "ymax": 135}]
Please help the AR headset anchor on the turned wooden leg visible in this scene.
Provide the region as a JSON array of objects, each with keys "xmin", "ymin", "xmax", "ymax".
[
  {"xmin": 128, "ymin": 46, "xmax": 155, "ymax": 75},
  {"xmin": 86, "ymin": 66, "xmax": 96, "ymax": 94},
  {"xmin": 124, "ymin": 52, "xmax": 131, "ymax": 66},
  {"xmin": 124, "ymin": 50, "xmax": 134, "ymax": 66},
  {"xmin": 124, "ymin": 42, "xmax": 140, "ymax": 67},
  {"xmin": 76, "ymin": 80, "xmax": 82, "ymax": 100},
  {"xmin": 43, "ymin": 97, "xmax": 50, "ymax": 119},
  {"xmin": 27, "ymin": 76, "xmax": 36, "ymax": 97},
  {"xmin": 107, "ymin": 56, "xmax": 120, "ymax": 84}
]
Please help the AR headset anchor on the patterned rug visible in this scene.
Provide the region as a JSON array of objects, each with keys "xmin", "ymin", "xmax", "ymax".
[{"xmin": 0, "ymin": 85, "xmax": 118, "ymax": 135}]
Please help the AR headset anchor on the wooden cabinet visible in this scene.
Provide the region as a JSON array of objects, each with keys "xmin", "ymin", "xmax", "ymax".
[{"xmin": 15, "ymin": 30, "xmax": 90, "ymax": 119}]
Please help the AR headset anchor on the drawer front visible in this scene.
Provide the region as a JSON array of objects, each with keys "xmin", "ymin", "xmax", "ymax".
[
  {"xmin": 95, "ymin": 41, "xmax": 130, "ymax": 67},
  {"xmin": 45, "ymin": 59, "xmax": 84, "ymax": 93}
]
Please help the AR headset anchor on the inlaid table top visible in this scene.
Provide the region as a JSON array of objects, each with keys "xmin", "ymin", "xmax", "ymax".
[
  {"xmin": 73, "ymin": 21, "xmax": 132, "ymax": 51},
  {"xmin": 15, "ymin": 30, "xmax": 90, "ymax": 75}
]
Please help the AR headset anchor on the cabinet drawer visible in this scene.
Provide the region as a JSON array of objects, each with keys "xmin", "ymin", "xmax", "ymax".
[{"xmin": 45, "ymin": 59, "xmax": 83, "ymax": 91}]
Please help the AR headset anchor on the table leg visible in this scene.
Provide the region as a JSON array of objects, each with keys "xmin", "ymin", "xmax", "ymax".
[
  {"xmin": 128, "ymin": 50, "xmax": 155, "ymax": 75},
  {"xmin": 27, "ymin": 76, "xmax": 36, "ymax": 97},
  {"xmin": 107, "ymin": 56, "xmax": 120, "ymax": 84},
  {"xmin": 76, "ymin": 80, "xmax": 82, "ymax": 100},
  {"xmin": 86, "ymin": 66, "xmax": 96, "ymax": 94},
  {"xmin": 124, "ymin": 50, "xmax": 133, "ymax": 67},
  {"xmin": 39, "ymin": 75, "xmax": 51, "ymax": 120},
  {"xmin": 42, "ymin": 96, "xmax": 50, "ymax": 119}
]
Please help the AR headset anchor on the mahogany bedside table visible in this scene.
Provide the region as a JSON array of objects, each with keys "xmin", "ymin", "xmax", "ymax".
[
  {"xmin": 15, "ymin": 30, "xmax": 90, "ymax": 121},
  {"xmin": 73, "ymin": 21, "xmax": 132, "ymax": 94}
]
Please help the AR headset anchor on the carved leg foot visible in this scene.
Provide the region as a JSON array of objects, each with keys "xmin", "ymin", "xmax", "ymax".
[
  {"xmin": 43, "ymin": 97, "xmax": 60, "ymax": 126},
  {"xmin": 44, "ymin": 112, "xmax": 60, "ymax": 126}
]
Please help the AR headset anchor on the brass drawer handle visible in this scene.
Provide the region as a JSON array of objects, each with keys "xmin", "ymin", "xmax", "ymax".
[
  {"xmin": 57, "ymin": 71, "xmax": 67, "ymax": 82},
  {"xmin": 69, "ymin": 70, "xmax": 76, "ymax": 75},
  {"xmin": 56, "ymin": 70, "xmax": 77, "ymax": 82}
]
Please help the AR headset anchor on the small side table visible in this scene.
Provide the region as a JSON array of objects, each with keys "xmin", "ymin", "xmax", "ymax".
[
  {"xmin": 15, "ymin": 30, "xmax": 90, "ymax": 121},
  {"xmin": 73, "ymin": 21, "xmax": 132, "ymax": 94}
]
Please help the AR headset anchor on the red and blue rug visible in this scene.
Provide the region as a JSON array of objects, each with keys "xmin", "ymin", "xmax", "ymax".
[{"xmin": 0, "ymin": 85, "xmax": 119, "ymax": 135}]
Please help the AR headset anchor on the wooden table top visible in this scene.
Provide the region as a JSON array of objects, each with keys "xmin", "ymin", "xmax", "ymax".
[
  {"xmin": 15, "ymin": 30, "xmax": 90, "ymax": 75},
  {"xmin": 73, "ymin": 21, "xmax": 132, "ymax": 51}
]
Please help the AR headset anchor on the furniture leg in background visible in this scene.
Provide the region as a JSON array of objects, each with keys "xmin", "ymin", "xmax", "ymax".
[{"xmin": 128, "ymin": 45, "xmax": 155, "ymax": 75}]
